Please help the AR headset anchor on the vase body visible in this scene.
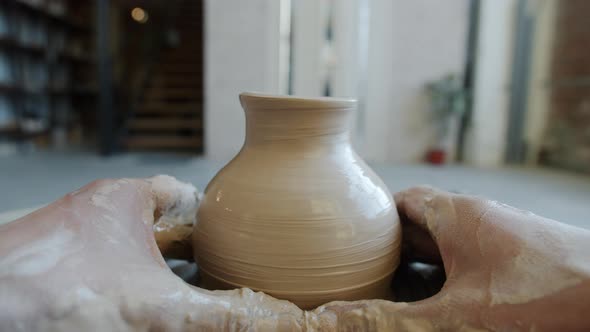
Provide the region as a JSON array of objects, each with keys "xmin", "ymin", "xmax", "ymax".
[{"xmin": 194, "ymin": 93, "xmax": 401, "ymax": 309}]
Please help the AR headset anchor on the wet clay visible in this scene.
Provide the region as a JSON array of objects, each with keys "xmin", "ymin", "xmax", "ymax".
[{"xmin": 194, "ymin": 93, "xmax": 402, "ymax": 309}]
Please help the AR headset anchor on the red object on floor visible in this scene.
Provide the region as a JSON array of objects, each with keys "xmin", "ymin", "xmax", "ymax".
[{"xmin": 426, "ymin": 149, "xmax": 446, "ymax": 165}]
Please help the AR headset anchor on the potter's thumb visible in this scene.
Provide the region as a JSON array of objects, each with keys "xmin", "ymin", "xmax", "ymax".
[
  {"xmin": 144, "ymin": 175, "xmax": 200, "ymax": 259},
  {"xmin": 145, "ymin": 175, "xmax": 200, "ymax": 224},
  {"xmin": 394, "ymin": 186, "xmax": 456, "ymax": 263}
]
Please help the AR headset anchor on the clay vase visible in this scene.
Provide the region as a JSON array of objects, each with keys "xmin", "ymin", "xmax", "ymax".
[{"xmin": 194, "ymin": 92, "xmax": 401, "ymax": 309}]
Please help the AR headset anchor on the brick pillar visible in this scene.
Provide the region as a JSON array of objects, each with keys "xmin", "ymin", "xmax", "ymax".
[{"xmin": 542, "ymin": 0, "xmax": 590, "ymax": 172}]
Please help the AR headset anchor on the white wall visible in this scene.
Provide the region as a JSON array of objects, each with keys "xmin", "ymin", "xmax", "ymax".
[
  {"xmin": 362, "ymin": 0, "xmax": 394, "ymax": 162},
  {"xmin": 290, "ymin": 0, "xmax": 324, "ymax": 97},
  {"xmin": 205, "ymin": 0, "xmax": 469, "ymax": 164},
  {"xmin": 464, "ymin": 0, "xmax": 516, "ymax": 167},
  {"xmin": 204, "ymin": 0, "xmax": 281, "ymax": 162},
  {"xmin": 290, "ymin": 0, "xmax": 469, "ymax": 163},
  {"xmin": 331, "ymin": 0, "xmax": 361, "ymax": 99},
  {"xmin": 290, "ymin": 0, "xmax": 364, "ymax": 145},
  {"xmin": 364, "ymin": 0, "xmax": 469, "ymax": 163},
  {"xmin": 290, "ymin": 0, "xmax": 362, "ymax": 99}
]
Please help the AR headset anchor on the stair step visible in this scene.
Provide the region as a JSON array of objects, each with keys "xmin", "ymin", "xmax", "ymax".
[
  {"xmin": 126, "ymin": 136, "xmax": 202, "ymax": 149},
  {"xmin": 159, "ymin": 67, "xmax": 202, "ymax": 74},
  {"xmin": 163, "ymin": 49, "xmax": 202, "ymax": 53},
  {"xmin": 157, "ymin": 66, "xmax": 201, "ymax": 71},
  {"xmin": 161, "ymin": 56, "xmax": 202, "ymax": 61},
  {"xmin": 146, "ymin": 77, "xmax": 203, "ymax": 87},
  {"xmin": 162, "ymin": 50, "xmax": 202, "ymax": 55},
  {"xmin": 163, "ymin": 48, "xmax": 202, "ymax": 53},
  {"xmin": 160, "ymin": 57, "xmax": 201, "ymax": 63},
  {"xmin": 144, "ymin": 87, "xmax": 200, "ymax": 98},
  {"xmin": 159, "ymin": 56, "xmax": 202, "ymax": 63},
  {"xmin": 176, "ymin": 34, "xmax": 202, "ymax": 39},
  {"xmin": 164, "ymin": 46, "xmax": 202, "ymax": 51},
  {"xmin": 128, "ymin": 118, "xmax": 202, "ymax": 130},
  {"xmin": 152, "ymin": 66, "xmax": 202, "ymax": 79},
  {"xmin": 160, "ymin": 53, "xmax": 202, "ymax": 59},
  {"xmin": 135, "ymin": 103, "xmax": 202, "ymax": 114},
  {"xmin": 148, "ymin": 82, "xmax": 202, "ymax": 89},
  {"xmin": 151, "ymin": 75, "xmax": 201, "ymax": 82},
  {"xmin": 158, "ymin": 62, "xmax": 201, "ymax": 67},
  {"xmin": 143, "ymin": 95, "xmax": 202, "ymax": 103}
]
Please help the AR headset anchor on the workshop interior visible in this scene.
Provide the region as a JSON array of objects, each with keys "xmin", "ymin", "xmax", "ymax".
[
  {"xmin": 0, "ymin": 2, "xmax": 589, "ymax": 233},
  {"xmin": 0, "ymin": 1, "xmax": 590, "ymax": 330}
]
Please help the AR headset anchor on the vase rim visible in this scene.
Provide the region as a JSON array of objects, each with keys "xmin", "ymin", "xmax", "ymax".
[{"xmin": 240, "ymin": 92, "xmax": 357, "ymax": 111}]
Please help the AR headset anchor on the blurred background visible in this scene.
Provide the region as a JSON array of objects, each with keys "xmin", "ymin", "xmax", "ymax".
[{"xmin": 0, "ymin": 0, "xmax": 589, "ymax": 228}]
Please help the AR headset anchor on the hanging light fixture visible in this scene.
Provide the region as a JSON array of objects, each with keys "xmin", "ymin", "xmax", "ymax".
[{"xmin": 131, "ymin": 7, "xmax": 149, "ymax": 23}]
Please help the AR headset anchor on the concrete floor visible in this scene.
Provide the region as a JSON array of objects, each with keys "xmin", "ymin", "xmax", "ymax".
[{"xmin": 1, "ymin": 151, "xmax": 589, "ymax": 229}]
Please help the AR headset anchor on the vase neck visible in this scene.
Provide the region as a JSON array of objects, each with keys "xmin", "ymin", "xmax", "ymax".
[{"xmin": 240, "ymin": 93, "xmax": 356, "ymax": 148}]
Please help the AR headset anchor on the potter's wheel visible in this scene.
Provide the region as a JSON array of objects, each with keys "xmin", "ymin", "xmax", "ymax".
[{"xmin": 167, "ymin": 258, "xmax": 445, "ymax": 304}]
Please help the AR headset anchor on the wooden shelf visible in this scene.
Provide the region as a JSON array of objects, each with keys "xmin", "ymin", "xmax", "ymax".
[
  {"xmin": 135, "ymin": 102, "xmax": 202, "ymax": 115},
  {"xmin": 0, "ymin": 84, "xmax": 57, "ymax": 95},
  {"xmin": 48, "ymin": 13, "xmax": 93, "ymax": 33},
  {"xmin": 58, "ymin": 52, "xmax": 95, "ymax": 64},
  {"xmin": 1, "ymin": 1, "xmax": 97, "ymax": 147},
  {"xmin": 0, "ymin": 83, "xmax": 23, "ymax": 94},
  {"xmin": 17, "ymin": 42, "xmax": 45, "ymax": 54},
  {"xmin": 72, "ymin": 86, "xmax": 98, "ymax": 96},
  {"xmin": 0, "ymin": 36, "xmax": 17, "ymax": 48},
  {"xmin": 0, "ymin": 122, "xmax": 19, "ymax": 136},
  {"xmin": 0, "ymin": 83, "xmax": 98, "ymax": 97},
  {"xmin": 0, "ymin": 36, "xmax": 46, "ymax": 56},
  {"xmin": 23, "ymin": 86, "xmax": 47, "ymax": 95},
  {"xmin": 12, "ymin": 0, "xmax": 92, "ymax": 32},
  {"xmin": 128, "ymin": 118, "xmax": 202, "ymax": 131},
  {"xmin": 125, "ymin": 135, "xmax": 202, "ymax": 149},
  {"xmin": 12, "ymin": 0, "xmax": 46, "ymax": 16},
  {"xmin": 0, "ymin": 83, "xmax": 45, "ymax": 95},
  {"xmin": 0, "ymin": 122, "xmax": 49, "ymax": 139},
  {"xmin": 0, "ymin": 37, "xmax": 94, "ymax": 60},
  {"xmin": 47, "ymin": 85, "xmax": 97, "ymax": 96}
]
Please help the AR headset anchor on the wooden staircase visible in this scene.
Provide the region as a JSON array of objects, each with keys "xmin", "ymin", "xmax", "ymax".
[{"xmin": 124, "ymin": 0, "xmax": 203, "ymax": 152}]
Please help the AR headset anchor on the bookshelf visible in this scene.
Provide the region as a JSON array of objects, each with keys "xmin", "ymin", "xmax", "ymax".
[{"xmin": 0, "ymin": 0, "xmax": 96, "ymax": 149}]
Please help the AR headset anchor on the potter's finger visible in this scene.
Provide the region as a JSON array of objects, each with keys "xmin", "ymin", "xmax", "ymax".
[{"xmin": 80, "ymin": 176, "xmax": 198, "ymax": 259}]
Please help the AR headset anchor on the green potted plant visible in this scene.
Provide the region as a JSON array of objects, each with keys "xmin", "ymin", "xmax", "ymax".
[{"xmin": 425, "ymin": 74, "xmax": 466, "ymax": 165}]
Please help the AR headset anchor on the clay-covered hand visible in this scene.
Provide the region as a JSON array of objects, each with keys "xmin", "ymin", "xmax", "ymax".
[
  {"xmin": 0, "ymin": 176, "xmax": 308, "ymax": 331},
  {"xmin": 303, "ymin": 187, "xmax": 590, "ymax": 331},
  {"xmin": 2, "ymin": 180, "xmax": 590, "ymax": 331},
  {"xmin": 381, "ymin": 186, "xmax": 590, "ymax": 331}
]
